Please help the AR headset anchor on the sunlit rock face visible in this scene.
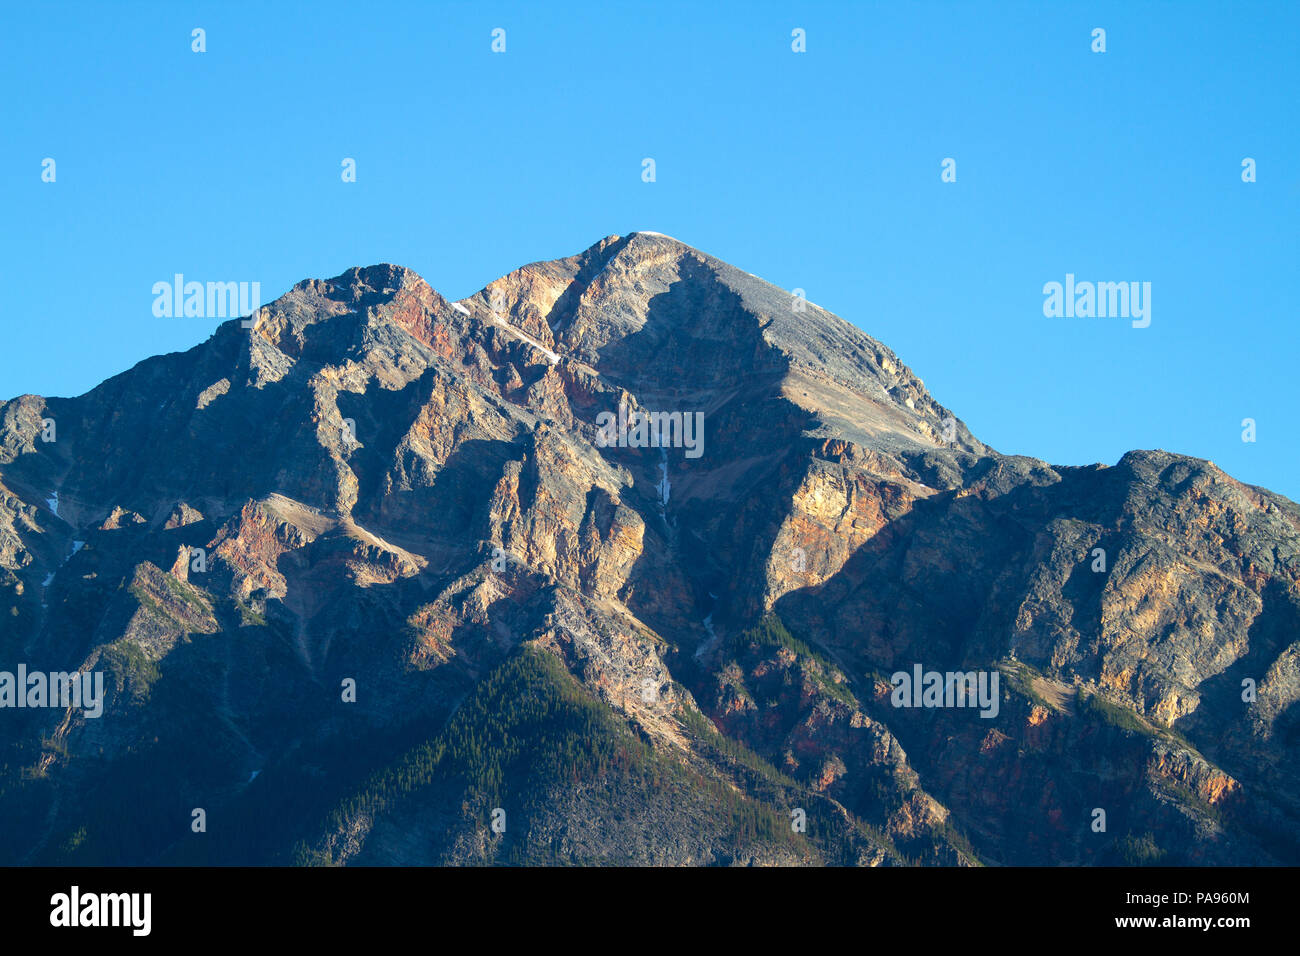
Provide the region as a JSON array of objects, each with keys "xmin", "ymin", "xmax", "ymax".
[{"xmin": 1, "ymin": 232, "xmax": 1297, "ymax": 866}]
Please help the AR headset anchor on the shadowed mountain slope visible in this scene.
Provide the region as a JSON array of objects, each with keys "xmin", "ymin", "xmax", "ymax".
[{"xmin": 1, "ymin": 232, "xmax": 1296, "ymax": 865}]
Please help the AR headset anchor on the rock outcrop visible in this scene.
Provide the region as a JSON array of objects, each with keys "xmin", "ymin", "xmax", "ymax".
[{"xmin": 1, "ymin": 232, "xmax": 1296, "ymax": 866}]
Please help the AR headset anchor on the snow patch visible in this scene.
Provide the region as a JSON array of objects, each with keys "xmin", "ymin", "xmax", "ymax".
[
  {"xmin": 695, "ymin": 612, "xmax": 720, "ymax": 661},
  {"xmin": 46, "ymin": 491, "xmax": 58, "ymax": 517},
  {"xmin": 449, "ymin": 301, "xmax": 470, "ymax": 316},
  {"xmin": 656, "ymin": 447, "xmax": 671, "ymax": 506},
  {"xmin": 492, "ymin": 316, "xmax": 560, "ymax": 364}
]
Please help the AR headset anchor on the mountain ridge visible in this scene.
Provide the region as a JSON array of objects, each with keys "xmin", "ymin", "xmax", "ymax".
[{"xmin": 1, "ymin": 233, "xmax": 1297, "ymax": 866}]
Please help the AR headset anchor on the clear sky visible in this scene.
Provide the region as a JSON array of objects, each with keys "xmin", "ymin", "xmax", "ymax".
[{"xmin": 4, "ymin": 1, "xmax": 1297, "ymax": 497}]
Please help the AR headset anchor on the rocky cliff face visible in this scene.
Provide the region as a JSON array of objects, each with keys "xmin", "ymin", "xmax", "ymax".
[{"xmin": 1, "ymin": 232, "xmax": 1296, "ymax": 865}]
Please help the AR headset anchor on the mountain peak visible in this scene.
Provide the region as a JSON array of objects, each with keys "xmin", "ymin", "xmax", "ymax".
[{"xmin": 2, "ymin": 234, "xmax": 1299, "ymax": 868}]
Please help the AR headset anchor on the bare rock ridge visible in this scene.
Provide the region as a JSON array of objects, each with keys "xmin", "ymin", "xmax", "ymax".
[{"xmin": 0, "ymin": 231, "xmax": 1297, "ymax": 866}]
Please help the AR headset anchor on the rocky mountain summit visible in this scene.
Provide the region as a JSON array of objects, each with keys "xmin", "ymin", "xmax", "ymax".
[{"xmin": 1, "ymin": 232, "xmax": 1297, "ymax": 865}]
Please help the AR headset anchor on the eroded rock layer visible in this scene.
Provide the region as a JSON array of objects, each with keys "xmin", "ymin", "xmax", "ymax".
[{"xmin": 1, "ymin": 233, "xmax": 1296, "ymax": 866}]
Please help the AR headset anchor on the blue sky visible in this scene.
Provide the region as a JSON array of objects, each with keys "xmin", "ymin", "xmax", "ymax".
[{"xmin": 4, "ymin": 1, "xmax": 1297, "ymax": 497}]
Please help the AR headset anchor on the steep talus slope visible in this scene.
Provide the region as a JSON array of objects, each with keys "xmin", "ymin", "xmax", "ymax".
[{"xmin": 0, "ymin": 232, "xmax": 1295, "ymax": 865}]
